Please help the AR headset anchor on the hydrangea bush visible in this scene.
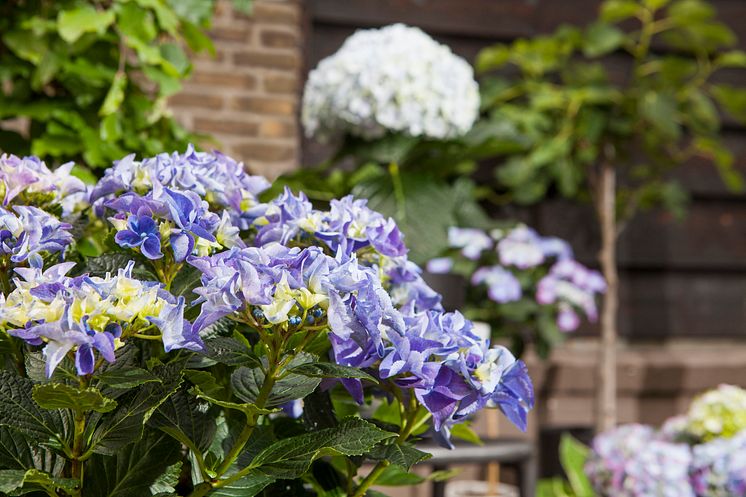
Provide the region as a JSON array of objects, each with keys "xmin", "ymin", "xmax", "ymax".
[
  {"xmin": 302, "ymin": 24, "xmax": 480, "ymax": 142},
  {"xmin": 427, "ymin": 224, "xmax": 605, "ymax": 356},
  {"xmin": 0, "ymin": 149, "xmax": 533, "ymax": 497}
]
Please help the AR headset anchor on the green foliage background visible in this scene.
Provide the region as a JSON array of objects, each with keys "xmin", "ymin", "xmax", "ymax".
[{"xmin": 0, "ymin": 0, "xmax": 252, "ymax": 178}]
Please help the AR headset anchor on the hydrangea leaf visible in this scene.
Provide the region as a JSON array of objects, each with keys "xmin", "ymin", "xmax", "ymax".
[
  {"xmin": 559, "ymin": 434, "xmax": 593, "ymax": 497},
  {"xmin": 288, "ymin": 362, "xmax": 378, "ymax": 384},
  {"xmin": 231, "ymin": 365, "xmax": 321, "ymax": 408},
  {"xmin": 247, "ymin": 417, "xmax": 397, "ymax": 479},
  {"xmin": 0, "ymin": 371, "xmax": 72, "ymax": 447},
  {"xmin": 88, "ymin": 361, "xmax": 184, "ymax": 455},
  {"xmin": 209, "ymin": 473, "xmax": 276, "ymax": 497},
  {"xmin": 368, "ymin": 443, "xmax": 431, "ymax": 470},
  {"xmin": 96, "ymin": 368, "xmax": 162, "ymax": 390},
  {"xmin": 200, "ymin": 336, "xmax": 261, "ymax": 367},
  {"xmin": 33, "ymin": 383, "xmax": 117, "ymax": 414},
  {"xmin": 0, "ymin": 468, "xmax": 78, "ymax": 494},
  {"xmin": 84, "ymin": 431, "xmax": 181, "ymax": 497},
  {"xmin": 190, "ymin": 386, "xmax": 275, "ymax": 419},
  {"xmin": 148, "ymin": 388, "xmax": 216, "ymax": 453}
]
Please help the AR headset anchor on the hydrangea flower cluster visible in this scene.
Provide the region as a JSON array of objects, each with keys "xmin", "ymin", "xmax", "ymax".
[
  {"xmin": 585, "ymin": 424, "xmax": 695, "ymax": 497},
  {"xmin": 302, "ymin": 24, "xmax": 480, "ymax": 141},
  {"xmin": 0, "ymin": 206, "xmax": 74, "ymax": 268},
  {"xmin": 685, "ymin": 384, "xmax": 746, "ymax": 442},
  {"xmin": 0, "ymin": 153, "xmax": 88, "ymax": 216},
  {"xmin": 192, "ymin": 189, "xmax": 534, "ymax": 444},
  {"xmin": 0, "ymin": 261, "xmax": 193, "ymax": 377},
  {"xmin": 91, "ymin": 145, "xmax": 270, "ymax": 229},
  {"xmin": 428, "ymin": 224, "xmax": 605, "ymax": 334},
  {"xmin": 690, "ymin": 429, "xmax": 746, "ymax": 497},
  {"xmin": 104, "ymin": 186, "xmax": 243, "ymax": 264}
]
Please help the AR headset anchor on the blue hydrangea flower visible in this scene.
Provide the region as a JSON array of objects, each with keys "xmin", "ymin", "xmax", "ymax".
[
  {"xmin": 536, "ymin": 259, "xmax": 606, "ymax": 332},
  {"xmin": 448, "ymin": 227, "xmax": 493, "ymax": 260},
  {"xmin": 114, "ymin": 214, "xmax": 163, "ymax": 259}
]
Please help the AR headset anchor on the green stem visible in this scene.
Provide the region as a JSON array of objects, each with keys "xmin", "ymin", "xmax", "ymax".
[
  {"xmin": 187, "ymin": 363, "xmax": 278, "ymax": 497},
  {"xmin": 352, "ymin": 461, "xmax": 390, "ymax": 497}
]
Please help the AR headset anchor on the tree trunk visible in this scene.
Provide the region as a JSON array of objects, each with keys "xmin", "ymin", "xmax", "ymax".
[{"xmin": 596, "ymin": 162, "xmax": 618, "ymax": 433}]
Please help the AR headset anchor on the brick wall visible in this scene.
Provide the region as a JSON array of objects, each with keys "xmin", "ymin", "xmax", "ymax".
[{"xmin": 170, "ymin": 0, "xmax": 303, "ymax": 179}]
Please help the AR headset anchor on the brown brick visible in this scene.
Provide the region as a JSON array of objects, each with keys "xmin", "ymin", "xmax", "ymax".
[
  {"xmin": 193, "ymin": 118, "xmax": 259, "ymax": 136},
  {"xmin": 193, "ymin": 50, "xmax": 226, "ymax": 64},
  {"xmin": 264, "ymin": 73, "xmax": 297, "ymax": 94},
  {"xmin": 252, "ymin": 3, "xmax": 300, "ymax": 25},
  {"xmin": 233, "ymin": 96, "xmax": 295, "ymax": 116},
  {"xmin": 170, "ymin": 92, "xmax": 224, "ymax": 110},
  {"xmin": 259, "ymin": 119, "xmax": 297, "ymax": 138},
  {"xmin": 260, "ymin": 29, "xmax": 298, "ymax": 49},
  {"xmin": 233, "ymin": 51, "xmax": 300, "ymax": 70},
  {"xmin": 235, "ymin": 142, "xmax": 295, "ymax": 162},
  {"xmin": 191, "ymin": 71, "xmax": 257, "ymax": 90},
  {"xmin": 211, "ymin": 26, "xmax": 251, "ymax": 43}
]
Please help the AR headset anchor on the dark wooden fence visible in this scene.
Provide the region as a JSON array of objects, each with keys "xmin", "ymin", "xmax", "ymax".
[{"xmin": 302, "ymin": 0, "xmax": 746, "ymax": 339}]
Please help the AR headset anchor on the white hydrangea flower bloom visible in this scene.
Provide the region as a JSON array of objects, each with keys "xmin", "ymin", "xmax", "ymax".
[{"xmin": 302, "ymin": 24, "xmax": 480, "ymax": 141}]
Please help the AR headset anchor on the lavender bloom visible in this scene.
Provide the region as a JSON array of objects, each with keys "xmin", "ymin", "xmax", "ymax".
[
  {"xmin": 496, "ymin": 225, "xmax": 545, "ymax": 269},
  {"xmin": 0, "ymin": 154, "xmax": 88, "ymax": 215},
  {"xmin": 472, "ymin": 266, "xmax": 522, "ymax": 303},
  {"xmin": 0, "ymin": 206, "xmax": 74, "ymax": 268},
  {"xmin": 690, "ymin": 430, "xmax": 746, "ymax": 497},
  {"xmin": 586, "ymin": 424, "xmax": 694, "ymax": 497},
  {"xmin": 537, "ymin": 259, "xmax": 606, "ymax": 332},
  {"xmin": 91, "ymin": 145, "xmax": 270, "ymax": 229},
  {"xmin": 448, "ymin": 227, "xmax": 493, "ymax": 260},
  {"xmin": 426, "ymin": 257, "xmax": 453, "ymax": 274},
  {"xmin": 114, "ymin": 215, "xmax": 163, "ymax": 260}
]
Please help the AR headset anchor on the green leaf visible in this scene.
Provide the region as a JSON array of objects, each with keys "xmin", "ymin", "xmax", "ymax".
[
  {"xmin": 210, "ymin": 473, "xmax": 276, "ymax": 497},
  {"xmin": 476, "ymin": 45, "xmax": 511, "ymax": 73},
  {"xmin": 169, "ymin": 264, "xmax": 203, "ymax": 299},
  {"xmin": 583, "ymin": 22, "xmax": 625, "ymax": 57},
  {"xmin": 599, "ymin": 0, "xmax": 640, "ymax": 22},
  {"xmin": 559, "ymin": 434, "xmax": 593, "ymax": 497},
  {"xmin": 100, "ymin": 73, "xmax": 127, "ymax": 116},
  {"xmin": 716, "ymin": 50, "xmax": 746, "ymax": 68},
  {"xmin": 288, "ymin": 362, "xmax": 378, "ymax": 383},
  {"xmin": 85, "ymin": 431, "xmax": 182, "ymax": 497},
  {"xmin": 711, "ymin": 84, "xmax": 746, "ymax": 124},
  {"xmin": 449, "ymin": 422, "xmax": 483, "ymax": 446},
  {"xmin": 643, "ymin": 0, "xmax": 670, "ymax": 10},
  {"xmin": 249, "ymin": 417, "xmax": 396, "ymax": 479},
  {"xmin": 0, "ymin": 469, "xmax": 78, "ymax": 495},
  {"xmin": 686, "ymin": 90, "xmax": 719, "ymax": 133},
  {"xmin": 149, "ymin": 388, "xmax": 216, "ymax": 454},
  {"xmin": 149, "ymin": 462, "xmax": 182, "ymax": 495},
  {"xmin": 88, "ymin": 362, "xmax": 184, "ymax": 455},
  {"xmin": 96, "ymin": 367, "xmax": 161, "ymax": 390},
  {"xmin": 231, "ymin": 0, "xmax": 254, "ymax": 14},
  {"xmin": 116, "ymin": 2, "xmax": 157, "ymax": 43},
  {"xmin": 201, "ymin": 336, "xmax": 261, "ymax": 367},
  {"xmin": 33, "ymin": 383, "xmax": 117, "ymax": 413},
  {"xmin": 640, "ymin": 91, "xmax": 680, "ymax": 139},
  {"xmin": 369, "ymin": 443, "xmax": 431, "ymax": 470},
  {"xmin": 232, "ymin": 358, "xmax": 322, "ymax": 408},
  {"xmin": 374, "ymin": 464, "xmax": 426, "ymax": 486},
  {"xmin": 0, "ymin": 371, "xmax": 71, "ymax": 447},
  {"xmin": 668, "ymin": 0, "xmax": 715, "ymax": 24},
  {"xmin": 181, "ymin": 20, "xmax": 216, "ymax": 55},
  {"xmin": 57, "ymin": 6, "xmax": 116, "ymax": 43},
  {"xmin": 3, "ymin": 29, "xmax": 47, "ymax": 64}
]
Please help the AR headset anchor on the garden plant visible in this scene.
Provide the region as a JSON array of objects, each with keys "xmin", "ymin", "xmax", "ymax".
[
  {"xmin": 0, "ymin": 149, "xmax": 533, "ymax": 497},
  {"xmin": 475, "ymin": 0, "xmax": 746, "ymax": 431}
]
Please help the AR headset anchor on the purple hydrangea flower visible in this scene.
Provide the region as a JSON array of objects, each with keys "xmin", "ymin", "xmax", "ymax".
[
  {"xmin": 586, "ymin": 424, "xmax": 694, "ymax": 497},
  {"xmin": 472, "ymin": 266, "xmax": 522, "ymax": 303},
  {"xmin": 496, "ymin": 225, "xmax": 545, "ymax": 269},
  {"xmin": 0, "ymin": 206, "xmax": 74, "ymax": 268},
  {"xmin": 690, "ymin": 429, "xmax": 746, "ymax": 497},
  {"xmin": 91, "ymin": 145, "xmax": 270, "ymax": 229},
  {"xmin": 2, "ymin": 261, "xmax": 195, "ymax": 376},
  {"xmin": 0, "ymin": 154, "xmax": 88, "ymax": 215},
  {"xmin": 448, "ymin": 227, "xmax": 493, "ymax": 260},
  {"xmin": 536, "ymin": 260, "xmax": 606, "ymax": 332}
]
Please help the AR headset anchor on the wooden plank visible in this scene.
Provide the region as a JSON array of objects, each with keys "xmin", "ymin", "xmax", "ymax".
[
  {"xmin": 311, "ymin": 0, "xmax": 746, "ymax": 48},
  {"xmin": 536, "ymin": 199, "xmax": 746, "ymax": 270}
]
